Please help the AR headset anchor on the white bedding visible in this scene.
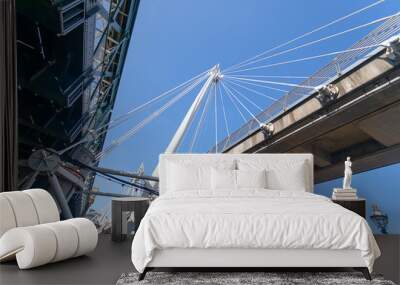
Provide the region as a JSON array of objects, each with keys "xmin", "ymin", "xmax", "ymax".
[{"xmin": 131, "ymin": 190, "xmax": 380, "ymax": 273}]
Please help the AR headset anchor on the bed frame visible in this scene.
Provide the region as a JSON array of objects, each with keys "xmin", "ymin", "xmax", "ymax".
[
  {"xmin": 139, "ymin": 248, "xmax": 371, "ymax": 280},
  {"xmin": 138, "ymin": 154, "xmax": 372, "ymax": 281}
]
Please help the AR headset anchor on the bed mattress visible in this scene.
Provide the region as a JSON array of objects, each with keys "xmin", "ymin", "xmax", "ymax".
[{"xmin": 131, "ymin": 190, "xmax": 380, "ymax": 272}]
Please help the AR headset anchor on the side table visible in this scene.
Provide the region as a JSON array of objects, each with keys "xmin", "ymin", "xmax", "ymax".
[
  {"xmin": 111, "ymin": 197, "xmax": 150, "ymax": 242},
  {"xmin": 332, "ymin": 198, "xmax": 366, "ymax": 218}
]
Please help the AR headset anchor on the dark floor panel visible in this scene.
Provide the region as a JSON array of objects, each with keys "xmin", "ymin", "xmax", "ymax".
[
  {"xmin": 0, "ymin": 234, "xmax": 133, "ymax": 285},
  {"xmin": 1, "ymin": 234, "xmax": 398, "ymax": 284}
]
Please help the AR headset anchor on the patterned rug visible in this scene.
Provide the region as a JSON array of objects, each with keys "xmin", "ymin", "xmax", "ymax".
[{"xmin": 116, "ymin": 271, "xmax": 395, "ymax": 285}]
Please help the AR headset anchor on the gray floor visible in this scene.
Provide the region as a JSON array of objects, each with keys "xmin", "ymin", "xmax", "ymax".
[
  {"xmin": 1, "ymin": 234, "xmax": 398, "ymax": 285},
  {"xmin": 0, "ymin": 234, "xmax": 134, "ymax": 285}
]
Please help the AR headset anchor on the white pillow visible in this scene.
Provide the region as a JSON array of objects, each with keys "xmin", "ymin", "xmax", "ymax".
[
  {"xmin": 211, "ymin": 168, "xmax": 236, "ymax": 190},
  {"xmin": 266, "ymin": 161, "xmax": 307, "ymax": 191},
  {"xmin": 167, "ymin": 162, "xmax": 210, "ymax": 191},
  {"xmin": 238, "ymin": 160, "xmax": 308, "ymax": 191},
  {"xmin": 236, "ymin": 169, "xmax": 267, "ymax": 189}
]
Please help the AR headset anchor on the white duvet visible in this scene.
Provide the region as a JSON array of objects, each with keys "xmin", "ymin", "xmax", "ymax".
[{"xmin": 131, "ymin": 190, "xmax": 380, "ymax": 272}]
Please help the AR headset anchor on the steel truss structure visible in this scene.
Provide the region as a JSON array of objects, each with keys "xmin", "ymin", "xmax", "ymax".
[{"xmin": 16, "ymin": 0, "xmax": 141, "ymax": 218}]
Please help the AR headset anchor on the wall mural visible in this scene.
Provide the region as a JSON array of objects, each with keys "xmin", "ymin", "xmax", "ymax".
[{"xmin": 15, "ymin": 0, "xmax": 400, "ymax": 235}]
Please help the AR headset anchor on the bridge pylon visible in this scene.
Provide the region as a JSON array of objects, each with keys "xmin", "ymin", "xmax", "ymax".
[{"xmin": 152, "ymin": 64, "xmax": 222, "ymax": 176}]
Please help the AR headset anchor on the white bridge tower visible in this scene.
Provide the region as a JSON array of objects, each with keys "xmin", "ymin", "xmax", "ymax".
[{"xmin": 153, "ymin": 64, "xmax": 222, "ymax": 176}]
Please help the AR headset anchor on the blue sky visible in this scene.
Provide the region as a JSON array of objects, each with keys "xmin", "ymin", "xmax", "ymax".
[{"xmin": 92, "ymin": 0, "xmax": 400, "ymax": 216}]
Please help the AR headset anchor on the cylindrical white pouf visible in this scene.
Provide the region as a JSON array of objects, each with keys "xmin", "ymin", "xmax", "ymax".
[
  {"xmin": 1, "ymin": 192, "xmax": 39, "ymax": 227},
  {"xmin": 0, "ymin": 196, "xmax": 17, "ymax": 237},
  {"xmin": 43, "ymin": 221, "xmax": 79, "ymax": 262},
  {"xmin": 65, "ymin": 218, "xmax": 98, "ymax": 257},
  {"xmin": 24, "ymin": 189, "xmax": 60, "ymax": 224},
  {"xmin": 0, "ymin": 226, "xmax": 57, "ymax": 269}
]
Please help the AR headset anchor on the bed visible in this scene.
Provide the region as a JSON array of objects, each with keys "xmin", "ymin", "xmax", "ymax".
[{"xmin": 131, "ymin": 154, "xmax": 380, "ymax": 280}]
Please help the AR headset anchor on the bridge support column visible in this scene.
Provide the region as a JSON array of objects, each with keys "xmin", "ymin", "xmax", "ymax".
[{"xmin": 152, "ymin": 65, "xmax": 222, "ymax": 176}]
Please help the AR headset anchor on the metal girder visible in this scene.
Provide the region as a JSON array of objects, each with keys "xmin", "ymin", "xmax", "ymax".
[
  {"xmin": 20, "ymin": 170, "xmax": 40, "ymax": 190},
  {"xmin": 78, "ymin": 0, "xmax": 141, "ymax": 206},
  {"xmin": 14, "ymin": 0, "xmax": 142, "ymax": 219},
  {"xmin": 68, "ymin": 158, "xmax": 159, "ymax": 195},
  {"xmin": 97, "ymin": 4, "xmax": 109, "ymax": 20},
  {"xmin": 48, "ymin": 172, "xmax": 73, "ymax": 219},
  {"xmin": 93, "ymin": 0, "xmax": 126, "ymax": 56},
  {"xmin": 89, "ymin": 165, "xmax": 159, "ymax": 182},
  {"xmin": 111, "ymin": 0, "xmax": 126, "ymax": 20},
  {"xmin": 83, "ymin": 190, "xmax": 133, "ymax": 198},
  {"xmin": 56, "ymin": 166, "xmax": 85, "ymax": 189},
  {"xmin": 111, "ymin": 21, "xmax": 122, "ymax": 33},
  {"xmin": 90, "ymin": 37, "xmax": 126, "ymax": 103},
  {"xmin": 94, "ymin": 70, "xmax": 112, "ymax": 77}
]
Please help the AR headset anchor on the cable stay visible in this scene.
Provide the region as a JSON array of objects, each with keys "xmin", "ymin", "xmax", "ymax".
[
  {"xmin": 95, "ymin": 74, "xmax": 208, "ymax": 161},
  {"xmin": 224, "ymin": 12, "xmax": 398, "ymax": 74},
  {"xmin": 221, "ymin": 80, "xmax": 261, "ymax": 125},
  {"xmin": 228, "ymin": 43, "xmax": 383, "ymax": 73},
  {"xmin": 226, "ymin": 75, "xmax": 331, "ymax": 80},
  {"xmin": 220, "ymin": 80, "xmax": 248, "ymax": 124},
  {"xmin": 224, "ymin": 80, "xmax": 264, "ymax": 112},
  {"xmin": 223, "ymin": 0, "xmax": 385, "ymax": 73},
  {"xmin": 218, "ymin": 83, "xmax": 231, "ymax": 142},
  {"xmin": 65, "ymin": 69, "xmax": 211, "ymax": 152},
  {"xmin": 96, "ymin": 74, "xmax": 208, "ymax": 161},
  {"xmin": 225, "ymin": 75, "xmax": 316, "ymax": 90},
  {"xmin": 224, "ymin": 77, "xmax": 288, "ymax": 101},
  {"xmin": 189, "ymin": 83, "xmax": 213, "ymax": 152},
  {"xmin": 91, "ymin": 69, "xmax": 210, "ymax": 139},
  {"xmin": 71, "ymin": 159, "xmax": 159, "ymax": 195},
  {"xmin": 213, "ymin": 82, "xmax": 218, "ymax": 153}
]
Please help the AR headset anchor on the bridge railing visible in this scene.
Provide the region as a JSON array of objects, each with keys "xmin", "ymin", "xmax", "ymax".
[{"xmin": 212, "ymin": 14, "xmax": 400, "ymax": 153}]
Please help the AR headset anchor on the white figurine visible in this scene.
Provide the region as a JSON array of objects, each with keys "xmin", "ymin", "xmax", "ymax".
[{"xmin": 343, "ymin": 157, "xmax": 352, "ymax": 190}]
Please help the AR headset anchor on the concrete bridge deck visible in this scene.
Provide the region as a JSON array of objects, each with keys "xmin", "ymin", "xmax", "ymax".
[{"xmin": 223, "ymin": 38, "xmax": 400, "ymax": 183}]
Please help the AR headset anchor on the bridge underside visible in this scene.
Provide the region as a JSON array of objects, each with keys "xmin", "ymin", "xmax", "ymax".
[{"xmin": 225, "ymin": 50, "xmax": 400, "ymax": 183}]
